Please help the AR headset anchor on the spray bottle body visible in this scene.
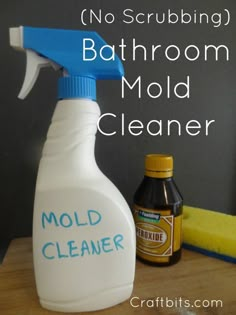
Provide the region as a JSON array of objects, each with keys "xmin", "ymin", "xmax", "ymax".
[{"xmin": 33, "ymin": 99, "xmax": 136, "ymax": 312}]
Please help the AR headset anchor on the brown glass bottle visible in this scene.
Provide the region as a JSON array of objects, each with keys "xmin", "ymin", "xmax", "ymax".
[{"xmin": 133, "ymin": 154, "xmax": 183, "ymax": 266}]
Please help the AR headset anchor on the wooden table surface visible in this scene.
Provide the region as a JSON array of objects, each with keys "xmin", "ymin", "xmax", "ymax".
[{"xmin": 0, "ymin": 238, "xmax": 235, "ymax": 315}]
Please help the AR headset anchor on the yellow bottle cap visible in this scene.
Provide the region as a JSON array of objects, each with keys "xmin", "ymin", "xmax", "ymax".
[{"xmin": 145, "ymin": 154, "xmax": 173, "ymax": 178}]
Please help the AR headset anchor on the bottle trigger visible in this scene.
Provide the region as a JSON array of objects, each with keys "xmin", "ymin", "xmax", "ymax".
[{"xmin": 18, "ymin": 50, "xmax": 51, "ymax": 99}]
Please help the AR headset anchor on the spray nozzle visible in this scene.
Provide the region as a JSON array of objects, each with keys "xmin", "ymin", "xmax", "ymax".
[{"xmin": 9, "ymin": 26, "xmax": 124, "ymax": 100}]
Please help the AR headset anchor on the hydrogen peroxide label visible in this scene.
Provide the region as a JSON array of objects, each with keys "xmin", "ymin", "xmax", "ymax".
[{"xmin": 133, "ymin": 205, "xmax": 182, "ymax": 263}]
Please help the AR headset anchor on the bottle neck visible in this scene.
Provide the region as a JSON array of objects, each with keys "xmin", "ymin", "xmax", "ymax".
[
  {"xmin": 42, "ymin": 98, "xmax": 100, "ymax": 172},
  {"xmin": 144, "ymin": 176, "xmax": 173, "ymax": 181}
]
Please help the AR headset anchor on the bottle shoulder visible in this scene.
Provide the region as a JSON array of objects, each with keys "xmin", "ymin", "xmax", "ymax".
[
  {"xmin": 36, "ymin": 168, "xmax": 130, "ymax": 209},
  {"xmin": 134, "ymin": 177, "xmax": 183, "ymax": 209}
]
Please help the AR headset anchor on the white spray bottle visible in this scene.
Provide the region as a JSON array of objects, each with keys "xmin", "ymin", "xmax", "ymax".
[{"xmin": 9, "ymin": 26, "xmax": 136, "ymax": 312}]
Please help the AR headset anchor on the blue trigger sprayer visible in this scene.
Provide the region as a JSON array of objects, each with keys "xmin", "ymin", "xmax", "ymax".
[{"xmin": 9, "ymin": 26, "xmax": 136, "ymax": 312}]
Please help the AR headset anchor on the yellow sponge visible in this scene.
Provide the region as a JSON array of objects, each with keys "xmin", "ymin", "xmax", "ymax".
[{"xmin": 183, "ymin": 206, "xmax": 236, "ymax": 263}]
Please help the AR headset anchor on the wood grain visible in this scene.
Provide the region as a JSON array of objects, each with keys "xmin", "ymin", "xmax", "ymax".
[{"xmin": 0, "ymin": 238, "xmax": 235, "ymax": 315}]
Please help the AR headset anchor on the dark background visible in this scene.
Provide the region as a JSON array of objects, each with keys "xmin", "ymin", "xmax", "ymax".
[{"xmin": 0, "ymin": 0, "xmax": 235, "ymax": 244}]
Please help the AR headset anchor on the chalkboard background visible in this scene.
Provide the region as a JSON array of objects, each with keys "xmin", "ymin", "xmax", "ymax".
[{"xmin": 0, "ymin": 0, "xmax": 235, "ymax": 243}]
